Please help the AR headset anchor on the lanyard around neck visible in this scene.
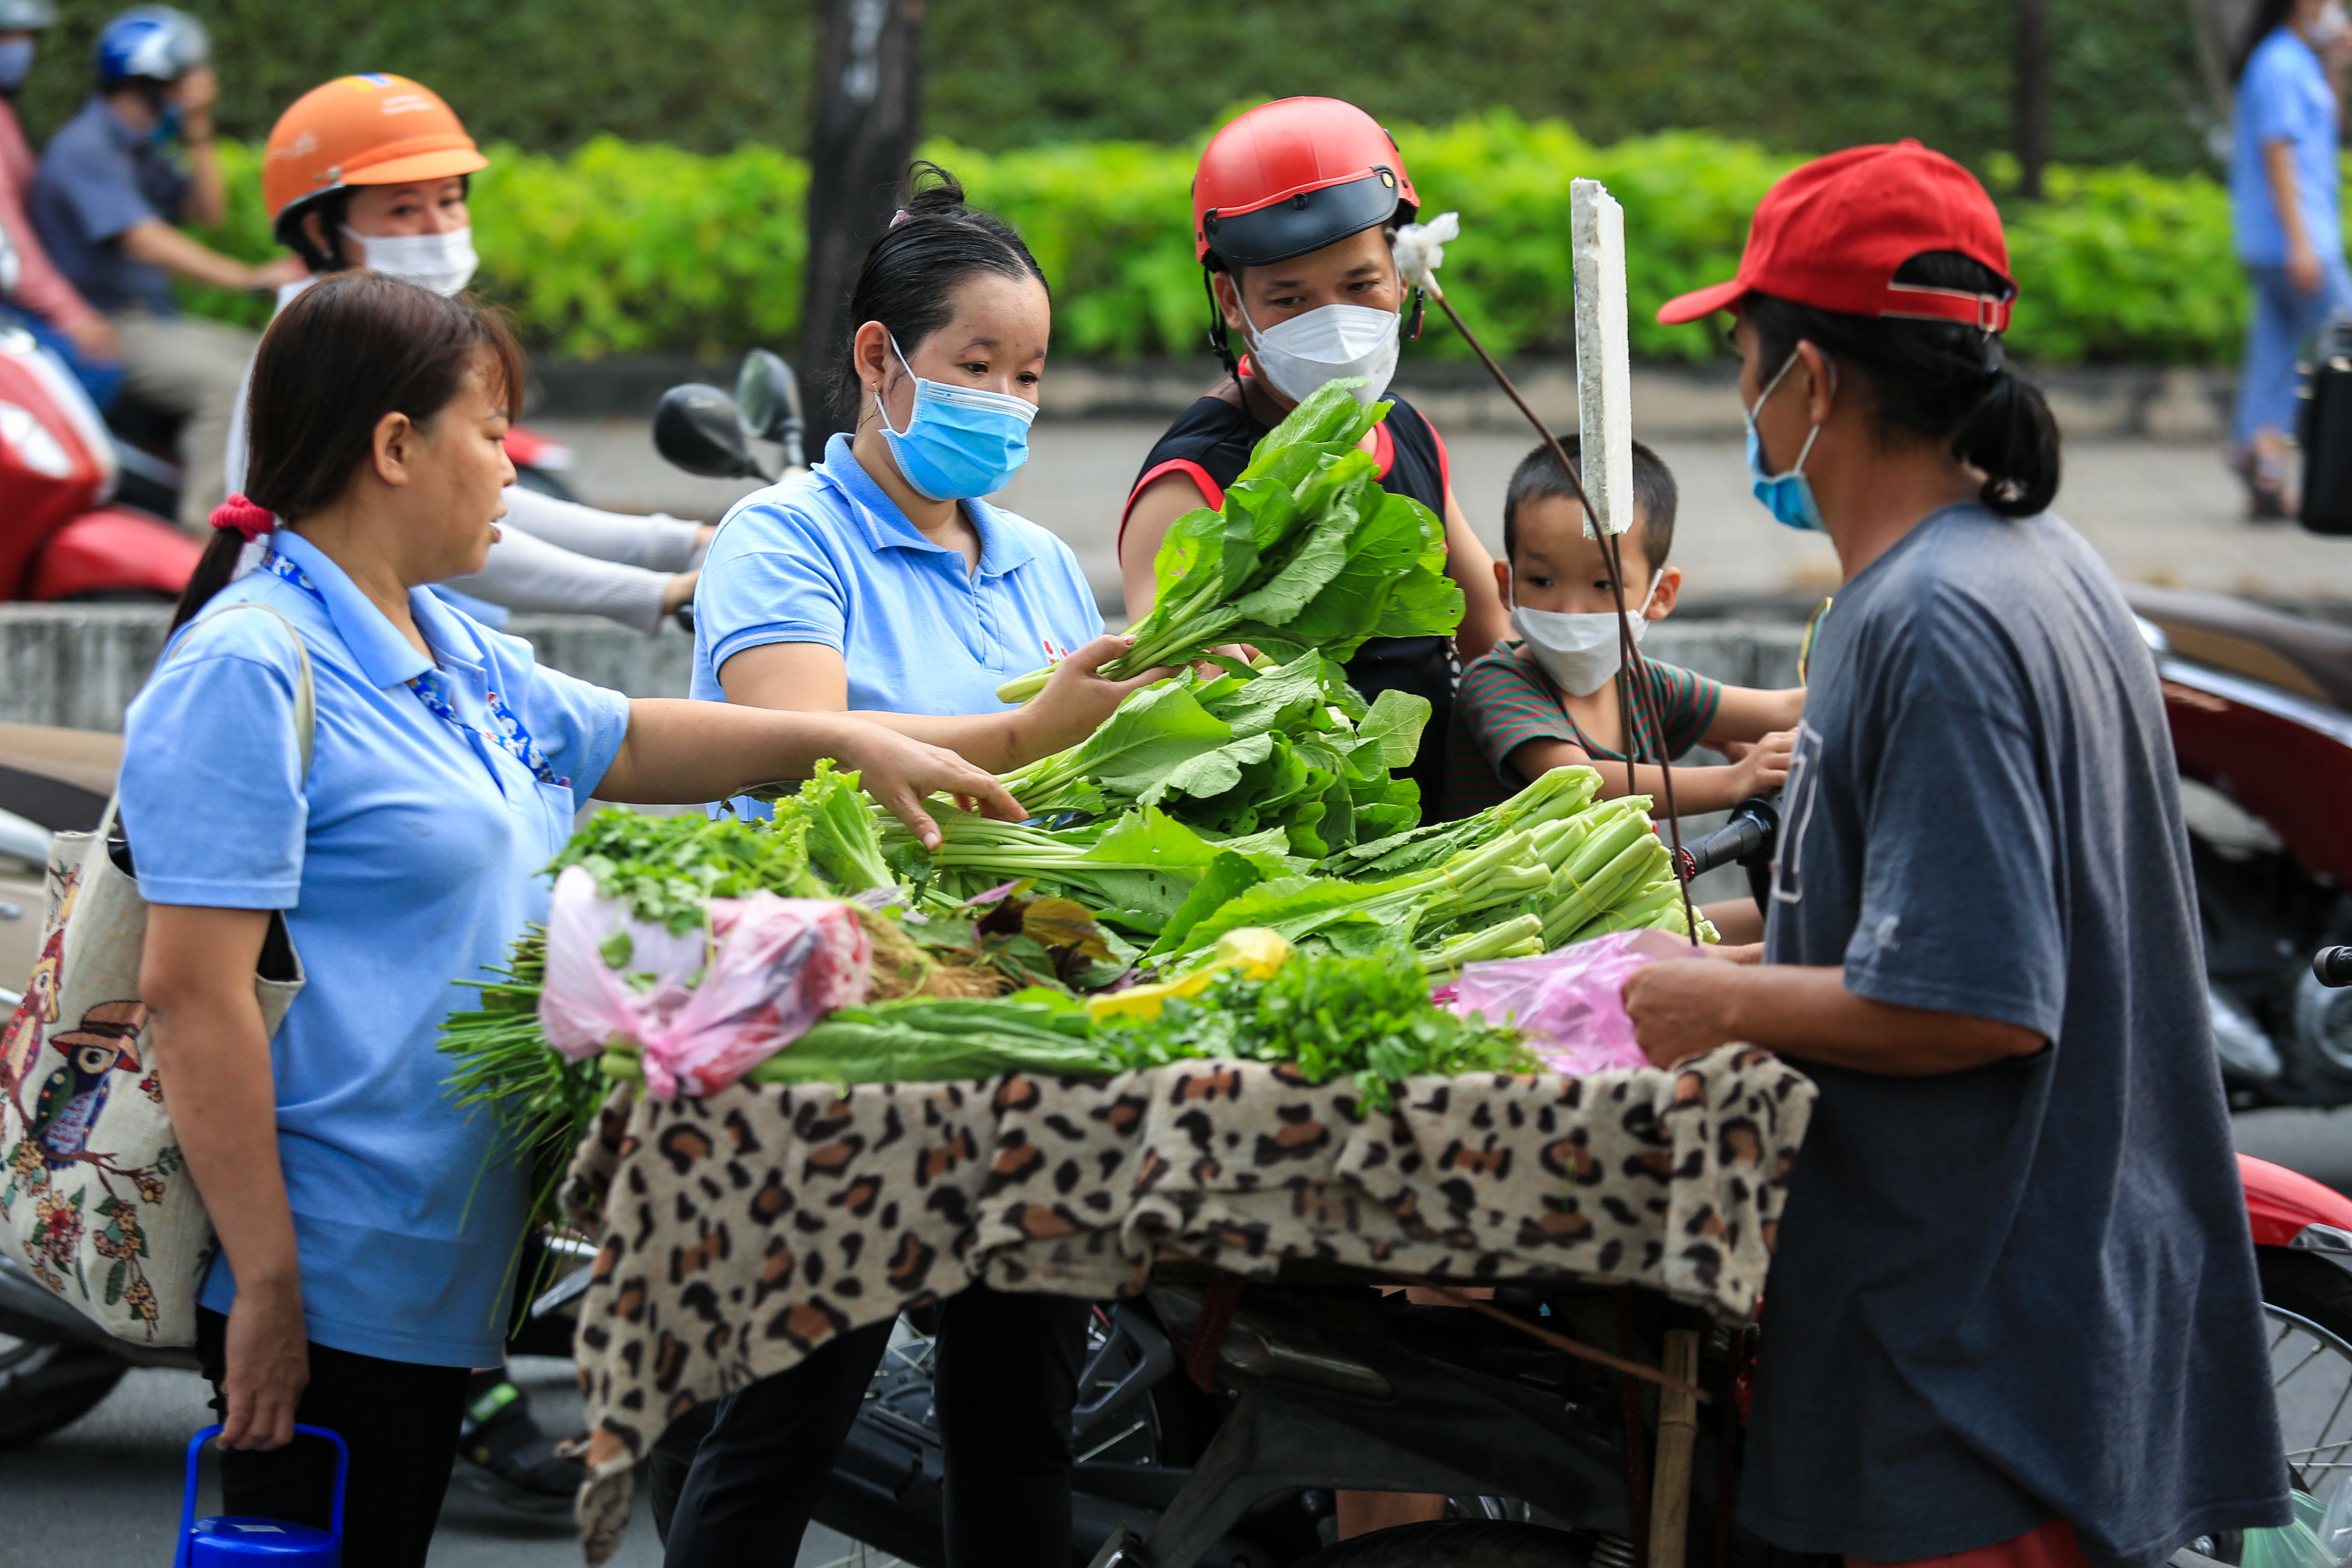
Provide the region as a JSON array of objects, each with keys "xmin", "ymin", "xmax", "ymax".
[{"xmin": 260, "ymin": 550, "xmax": 569, "ymax": 789}]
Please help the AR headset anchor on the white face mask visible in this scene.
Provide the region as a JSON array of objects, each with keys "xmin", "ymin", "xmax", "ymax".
[
  {"xmin": 1238, "ymin": 298, "xmax": 1400, "ymax": 405},
  {"xmin": 345, "ymin": 224, "xmax": 479, "ymax": 296},
  {"xmin": 1509, "ymin": 568, "xmax": 1663, "ymax": 696}
]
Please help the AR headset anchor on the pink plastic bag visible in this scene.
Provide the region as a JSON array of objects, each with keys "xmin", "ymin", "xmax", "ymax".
[
  {"xmin": 1449, "ymin": 928, "xmax": 1694, "ymax": 1077},
  {"xmin": 538, "ymin": 865, "xmax": 872, "ymax": 1099}
]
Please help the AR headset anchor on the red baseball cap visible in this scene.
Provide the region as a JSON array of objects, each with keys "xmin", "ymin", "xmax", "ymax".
[{"xmin": 1656, "ymin": 140, "xmax": 2015, "ymax": 333}]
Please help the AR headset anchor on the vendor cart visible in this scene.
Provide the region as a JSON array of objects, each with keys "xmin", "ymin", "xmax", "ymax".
[{"xmin": 557, "ymin": 1046, "xmax": 1813, "ymax": 1567}]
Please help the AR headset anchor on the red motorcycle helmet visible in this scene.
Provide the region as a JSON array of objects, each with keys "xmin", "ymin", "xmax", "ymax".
[{"xmin": 1193, "ymin": 98, "xmax": 1418, "ymax": 271}]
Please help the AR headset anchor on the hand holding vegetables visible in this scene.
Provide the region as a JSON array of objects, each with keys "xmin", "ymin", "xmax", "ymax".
[
  {"xmin": 818, "ymin": 717, "xmax": 1030, "ymax": 850},
  {"xmin": 1003, "ymin": 633, "xmax": 1180, "ymax": 763}
]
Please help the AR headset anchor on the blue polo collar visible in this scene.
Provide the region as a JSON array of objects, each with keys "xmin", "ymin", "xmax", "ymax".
[
  {"xmin": 815, "ymin": 432, "xmax": 1036, "ymax": 579},
  {"xmin": 266, "ymin": 529, "xmax": 438, "ymax": 689}
]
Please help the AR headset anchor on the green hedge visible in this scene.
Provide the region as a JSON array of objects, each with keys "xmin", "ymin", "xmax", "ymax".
[{"xmin": 182, "ymin": 113, "xmax": 2280, "ymax": 367}]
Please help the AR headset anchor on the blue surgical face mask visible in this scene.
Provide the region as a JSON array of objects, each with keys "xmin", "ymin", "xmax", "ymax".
[
  {"xmin": 872, "ymin": 335, "xmax": 1038, "ymax": 502},
  {"xmin": 0, "ymin": 40, "xmax": 34, "ymax": 94},
  {"xmin": 1744, "ymin": 350, "xmax": 1828, "ymax": 533}
]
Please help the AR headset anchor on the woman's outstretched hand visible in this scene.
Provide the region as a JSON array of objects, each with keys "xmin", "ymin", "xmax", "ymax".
[
  {"xmin": 1014, "ymin": 635, "xmax": 1176, "ymax": 764},
  {"xmin": 834, "ymin": 720, "xmax": 1027, "ymax": 850}
]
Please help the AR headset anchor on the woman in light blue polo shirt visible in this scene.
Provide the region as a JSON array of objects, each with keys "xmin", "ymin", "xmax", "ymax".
[
  {"xmin": 669, "ymin": 168, "xmax": 1146, "ymax": 1568},
  {"xmin": 119, "ymin": 272, "xmax": 1017, "ymax": 1568},
  {"xmin": 2230, "ymin": 0, "xmax": 2352, "ymax": 516},
  {"xmin": 691, "ymin": 165, "xmax": 1161, "ymax": 814}
]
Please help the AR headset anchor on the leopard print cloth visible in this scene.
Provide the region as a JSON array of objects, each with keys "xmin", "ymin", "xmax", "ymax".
[{"xmin": 560, "ymin": 1045, "xmax": 1812, "ymax": 1560}]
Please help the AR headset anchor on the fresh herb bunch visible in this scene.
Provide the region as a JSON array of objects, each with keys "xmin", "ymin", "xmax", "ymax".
[
  {"xmin": 548, "ymin": 809, "xmax": 820, "ymax": 935},
  {"xmin": 435, "ymin": 933, "xmax": 608, "ymax": 1236},
  {"xmin": 1093, "ymin": 948, "xmax": 1537, "ymax": 1112}
]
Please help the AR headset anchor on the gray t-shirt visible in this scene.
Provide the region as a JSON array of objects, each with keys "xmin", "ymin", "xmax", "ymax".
[
  {"xmin": 1749, "ymin": 502, "xmax": 2288, "ymax": 1566},
  {"xmin": 29, "ymin": 96, "xmax": 187, "ymax": 316}
]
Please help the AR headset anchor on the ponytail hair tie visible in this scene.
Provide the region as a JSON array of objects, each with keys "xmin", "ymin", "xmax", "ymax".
[
  {"xmin": 888, "ymin": 209, "xmax": 912, "ymax": 228},
  {"xmin": 208, "ymin": 494, "xmax": 274, "ymax": 542}
]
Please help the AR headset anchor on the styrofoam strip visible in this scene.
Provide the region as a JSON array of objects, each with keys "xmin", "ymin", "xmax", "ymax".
[{"xmin": 1572, "ymin": 178, "xmax": 1634, "ymax": 539}]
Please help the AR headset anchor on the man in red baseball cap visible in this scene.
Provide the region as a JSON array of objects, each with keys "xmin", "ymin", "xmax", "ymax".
[{"xmin": 1625, "ymin": 143, "xmax": 2290, "ymax": 1568}]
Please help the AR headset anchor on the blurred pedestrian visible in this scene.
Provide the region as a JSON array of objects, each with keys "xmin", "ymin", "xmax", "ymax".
[
  {"xmin": 0, "ymin": 0, "xmax": 124, "ymax": 409},
  {"xmin": 2231, "ymin": 0, "xmax": 2352, "ymax": 518},
  {"xmin": 28, "ymin": 7, "xmax": 303, "ymax": 532}
]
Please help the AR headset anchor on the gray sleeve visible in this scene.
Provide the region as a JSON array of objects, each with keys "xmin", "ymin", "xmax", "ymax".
[
  {"xmin": 499, "ymin": 486, "xmax": 705, "ymax": 572},
  {"xmin": 1841, "ymin": 633, "xmax": 2065, "ymax": 1041},
  {"xmin": 445, "ymin": 526, "xmax": 669, "ymax": 635}
]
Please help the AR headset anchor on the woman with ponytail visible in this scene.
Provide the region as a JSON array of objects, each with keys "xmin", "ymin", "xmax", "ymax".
[
  {"xmin": 124, "ymin": 271, "xmax": 1021, "ymax": 1568},
  {"xmin": 1620, "ymin": 143, "xmax": 2288, "ymax": 1568}
]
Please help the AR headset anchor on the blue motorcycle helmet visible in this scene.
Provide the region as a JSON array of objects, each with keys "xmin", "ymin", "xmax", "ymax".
[{"xmin": 94, "ymin": 6, "xmax": 206, "ymax": 89}]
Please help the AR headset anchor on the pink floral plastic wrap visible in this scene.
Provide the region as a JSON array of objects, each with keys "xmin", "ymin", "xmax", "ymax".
[
  {"xmin": 538, "ymin": 865, "xmax": 873, "ymax": 1099},
  {"xmin": 1449, "ymin": 929, "xmax": 1696, "ymax": 1077}
]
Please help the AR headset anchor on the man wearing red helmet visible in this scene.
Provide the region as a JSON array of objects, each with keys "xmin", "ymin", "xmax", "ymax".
[
  {"xmin": 1122, "ymin": 98, "xmax": 1509, "ymax": 819},
  {"xmin": 1622, "ymin": 143, "xmax": 2287, "ymax": 1568}
]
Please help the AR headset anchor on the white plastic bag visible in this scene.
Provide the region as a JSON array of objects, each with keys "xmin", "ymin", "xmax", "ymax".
[{"xmin": 538, "ymin": 865, "xmax": 872, "ymax": 1099}]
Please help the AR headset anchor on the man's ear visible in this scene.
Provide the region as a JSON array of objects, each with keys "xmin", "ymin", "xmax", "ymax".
[
  {"xmin": 1213, "ymin": 270, "xmax": 1247, "ymax": 336},
  {"xmin": 1796, "ymin": 340, "xmax": 1837, "ymax": 426},
  {"xmin": 370, "ymin": 410, "xmax": 416, "ymax": 487},
  {"xmin": 1493, "ymin": 557, "xmax": 1512, "ymax": 607}
]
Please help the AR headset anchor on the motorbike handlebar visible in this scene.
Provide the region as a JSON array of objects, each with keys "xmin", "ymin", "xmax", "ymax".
[
  {"xmin": 2315, "ymin": 946, "xmax": 2352, "ymax": 989},
  {"xmin": 1673, "ymin": 795, "xmax": 1781, "ymax": 884}
]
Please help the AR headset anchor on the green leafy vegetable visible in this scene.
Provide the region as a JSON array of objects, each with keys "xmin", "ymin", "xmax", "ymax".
[
  {"xmin": 769, "ymin": 758, "xmax": 896, "ymax": 893},
  {"xmin": 1093, "ymin": 948, "xmax": 1537, "ymax": 1112},
  {"xmin": 997, "ymin": 651, "xmax": 1427, "ymax": 856},
  {"xmin": 997, "ymin": 383, "xmax": 1462, "ymax": 701}
]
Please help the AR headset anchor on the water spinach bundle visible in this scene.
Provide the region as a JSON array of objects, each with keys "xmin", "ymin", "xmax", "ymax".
[
  {"xmin": 997, "ymin": 379, "xmax": 1463, "ymax": 701},
  {"xmin": 996, "ymin": 650, "xmax": 1427, "ymax": 856}
]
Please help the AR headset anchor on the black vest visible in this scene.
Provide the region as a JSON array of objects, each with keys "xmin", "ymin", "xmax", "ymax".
[{"xmin": 1129, "ymin": 387, "xmax": 1457, "ymax": 816}]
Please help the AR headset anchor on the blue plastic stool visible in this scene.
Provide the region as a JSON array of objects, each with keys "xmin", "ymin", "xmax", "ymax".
[{"xmin": 174, "ymin": 1423, "xmax": 347, "ymax": 1566}]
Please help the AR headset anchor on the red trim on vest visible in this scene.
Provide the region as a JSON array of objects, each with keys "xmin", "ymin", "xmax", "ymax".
[
  {"xmin": 1427, "ymin": 418, "xmax": 1450, "ymax": 495},
  {"xmin": 1119, "ymin": 458, "xmax": 1224, "ymax": 558}
]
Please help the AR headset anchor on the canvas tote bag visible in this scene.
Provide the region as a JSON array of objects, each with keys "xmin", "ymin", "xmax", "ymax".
[{"xmin": 0, "ymin": 601, "xmax": 314, "ymax": 1346}]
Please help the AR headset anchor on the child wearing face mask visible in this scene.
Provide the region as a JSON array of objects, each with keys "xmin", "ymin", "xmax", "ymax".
[{"xmin": 1445, "ymin": 434, "xmax": 1804, "ymax": 829}]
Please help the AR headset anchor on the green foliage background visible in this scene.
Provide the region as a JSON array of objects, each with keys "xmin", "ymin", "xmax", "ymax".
[
  {"xmin": 174, "ymin": 118, "xmax": 2264, "ymax": 368},
  {"xmin": 13, "ymin": 0, "xmax": 2215, "ymax": 173}
]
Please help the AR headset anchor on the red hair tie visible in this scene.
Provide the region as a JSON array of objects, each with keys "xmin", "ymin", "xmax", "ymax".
[{"xmin": 208, "ymin": 494, "xmax": 274, "ymax": 542}]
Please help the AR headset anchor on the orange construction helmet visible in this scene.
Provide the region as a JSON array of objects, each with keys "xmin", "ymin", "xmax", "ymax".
[
  {"xmin": 1192, "ymin": 97, "xmax": 1417, "ymax": 270},
  {"xmin": 263, "ymin": 74, "xmax": 488, "ymax": 251}
]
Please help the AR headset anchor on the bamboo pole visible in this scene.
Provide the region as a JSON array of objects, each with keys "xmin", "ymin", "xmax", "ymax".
[{"xmin": 1647, "ymin": 1327, "xmax": 1703, "ymax": 1568}]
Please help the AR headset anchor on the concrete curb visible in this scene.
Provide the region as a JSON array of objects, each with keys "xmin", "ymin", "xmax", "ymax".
[
  {"xmin": 532, "ymin": 354, "xmax": 2239, "ymax": 443},
  {"xmin": 0, "ymin": 605, "xmax": 1798, "ymax": 736}
]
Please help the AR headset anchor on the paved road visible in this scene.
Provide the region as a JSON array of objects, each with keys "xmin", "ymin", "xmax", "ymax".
[
  {"xmin": 7, "ymin": 1352, "xmax": 889, "ymax": 1567},
  {"xmin": 534, "ymin": 415, "xmax": 2349, "ymax": 614}
]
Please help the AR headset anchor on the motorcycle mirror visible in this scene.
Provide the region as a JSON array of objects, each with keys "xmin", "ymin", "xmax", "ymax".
[
  {"xmin": 736, "ymin": 349, "xmax": 806, "ymax": 470},
  {"xmin": 654, "ymin": 383, "xmax": 771, "ymax": 481}
]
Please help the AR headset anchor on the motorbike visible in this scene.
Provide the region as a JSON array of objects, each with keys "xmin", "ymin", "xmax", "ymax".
[
  {"xmin": 2120, "ymin": 586, "xmax": 2352, "ymax": 1106},
  {"xmin": 677, "ymin": 1139, "xmax": 2352, "ymax": 1568},
  {"xmin": 2, "ymin": 294, "xmax": 584, "ymax": 611},
  {"xmin": 0, "ymin": 319, "xmax": 203, "ymax": 603}
]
